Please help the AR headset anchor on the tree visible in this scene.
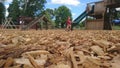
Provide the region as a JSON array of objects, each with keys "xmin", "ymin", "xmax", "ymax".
[
  {"xmin": 8, "ymin": 0, "xmax": 47, "ymax": 24},
  {"xmin": 8, "ymin": 0, "xmax": 20, "ymax": 22},
  {"xmin": 43, "ymin": 8, "xmax": 55, "ymax": 25},
  {"xmin": 20, "ymin": 0, "xmax": 47, "ymax": 17},
  {"xmin": 43, "ymin": 8, "xmax": 54, "ymax": 21},
  {"xmin": 0, "ymin": 2, "xmax": 5, "ymax": 24},
  {"xmin": 55, "ymin": 5, "xmax": 72, "ymax": 28}
]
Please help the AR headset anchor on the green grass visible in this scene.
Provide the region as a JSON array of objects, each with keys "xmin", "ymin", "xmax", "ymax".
[
  {"xmin": 112, "ymin": 26, "xmax": 120, "ymax": 30},
  {"xmin": 73, "ymin": 27, "xmax": 85, "ymax": 30},
  {"xmin": 73, "ymin": 26, "xmax": 120, "ymax": 30}
]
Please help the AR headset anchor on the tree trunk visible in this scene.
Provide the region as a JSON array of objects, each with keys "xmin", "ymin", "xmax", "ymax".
[{"xmin": 61, "ymin": 23, "xmax": 64, "ymax": 28}]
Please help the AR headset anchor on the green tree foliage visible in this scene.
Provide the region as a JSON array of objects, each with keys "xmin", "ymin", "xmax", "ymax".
[
  {"xmin": 8, "ymin": 0, "xmax": 20, "ymax": 22},
  {"xmin": 0, "ymin": 2, "xmax": 5, "ymax": 24},
  {"xmin": 20, "ymin": 0, "xmax": 47, "ymax": 17},
  {"xmin": 43, "ymin": 8, "xmax": 55, "ymax": 26},
  {"xmin": 55, "ymin": 5, "xmax": 72, "ymax": 28},
  {"xmin": 43, "ymin": 8, "xmax": 54, "ymax": 21},
  {"xmin": 7, "ymin": 0, "xmax": 47, "ymax": 24},
  {"xmin": 79, "ymin": 22, "xmax": 85, "ymax": 27}
]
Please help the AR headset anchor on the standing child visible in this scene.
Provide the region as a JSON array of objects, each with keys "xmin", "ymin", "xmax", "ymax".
[{"xmin": 66, "ymin": 16, "xmax": 72, "ymax": 31}]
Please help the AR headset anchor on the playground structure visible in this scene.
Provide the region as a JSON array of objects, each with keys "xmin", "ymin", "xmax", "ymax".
[
  {"xmin": 1, "ymin": 15, "xmax": 53, "ymax": 30},
  {"xmin": 1, "ymin": 18, "xmax": 19, "ymax": 29},
  {"xmin": 1, "ymin": 11, "xmax": 53, "ymax": 30},
  {"xmin": 85, "ymin": 1, "xmax": 105, "ymax": 30},
  {"xmin": 20, "ymin": 14, "xmax": 53, "ymax": 30},
  {"xmin": 72, "ymin": 0, "xmax": 120, "ymax": 30}
]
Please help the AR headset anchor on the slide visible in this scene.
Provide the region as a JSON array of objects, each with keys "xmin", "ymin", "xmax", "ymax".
[
  {"xmin": 72, "ymin": 5, "xmax": 94, "ymax": 27},
  {"xmin": 72, "ymin": 10, "xmax": 88, "ymax": 26}
]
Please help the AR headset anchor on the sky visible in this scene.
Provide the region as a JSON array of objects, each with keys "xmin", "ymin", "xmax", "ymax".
[{"xmin": 4, "ymin": 0, "xmax": 101, "ymax": 20}]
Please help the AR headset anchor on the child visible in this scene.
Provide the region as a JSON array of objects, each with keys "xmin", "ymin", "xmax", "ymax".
[{"xmin": 66, "ymin": 16, "xmax": 72, "ymax": 31}]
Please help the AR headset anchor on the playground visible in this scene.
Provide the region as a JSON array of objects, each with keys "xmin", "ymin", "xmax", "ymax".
[{"xmin": 0, "ymin": 0, "xmax": 120, "ymax": 68}]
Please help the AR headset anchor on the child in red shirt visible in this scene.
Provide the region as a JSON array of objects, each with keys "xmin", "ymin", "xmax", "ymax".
[{"xmin": 66, "ymin": 16, "xmax": 72, "ymax": 31}]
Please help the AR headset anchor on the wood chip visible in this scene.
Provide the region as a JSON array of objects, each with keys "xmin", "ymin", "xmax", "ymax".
[
  {"xmin": 4, "ymin": 57, "xmax": 14, "ymax": 67},
  {"xmin": 83, "ymin": 56, "xmax": 101, "ymax": 68},
  {"xmin": 0, "ymin": 59, "xmax": 6, "ymax": 67},
  {"xmin": 55, "ymin": 63, "xmax": 70, "ymax": 68},
  {"xmin": 91, "ymin": 46, "xmax": 104, "ymax": 56},
  {"xmin": 27, "ymin": 54, "xmax": 40, "ymax": 68}
]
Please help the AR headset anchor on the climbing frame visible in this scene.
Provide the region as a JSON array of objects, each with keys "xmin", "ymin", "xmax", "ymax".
[{"xmin": 1, "ymin": 18, "xmax": 17, "ymax": 29}]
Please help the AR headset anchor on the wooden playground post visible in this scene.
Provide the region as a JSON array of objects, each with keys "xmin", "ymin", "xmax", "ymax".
[
  {"xmin": 45, "ymin": 22, "xmax": 48, "ymax": 30},
  {"xmin": 39, "ymin": 20, "xmax": 44, "ymax": 30},
  {"xmin": 85, "ymin": 0, "xmax": 120, "ymax": 30}
]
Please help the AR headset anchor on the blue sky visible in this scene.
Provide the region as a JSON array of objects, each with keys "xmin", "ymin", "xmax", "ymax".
[{"xmin": 4, "ymin": 0, "xmax": 100, "ymax": 20}]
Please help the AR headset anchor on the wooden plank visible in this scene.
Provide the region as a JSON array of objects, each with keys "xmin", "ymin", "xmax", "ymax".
[{"xmin": 86, "ymin": 19, "xmax": 104, "ymax": 30}]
